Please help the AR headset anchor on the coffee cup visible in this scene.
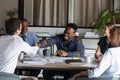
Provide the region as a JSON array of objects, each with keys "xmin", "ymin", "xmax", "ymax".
[{"xmin": 85, "ymin": 56, "xmax": 94, "ymax": 63}]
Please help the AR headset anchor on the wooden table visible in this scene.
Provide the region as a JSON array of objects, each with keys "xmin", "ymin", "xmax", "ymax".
[{"xmin": 17, "ymin": 57, "xmax": 97, "ymax": 70}]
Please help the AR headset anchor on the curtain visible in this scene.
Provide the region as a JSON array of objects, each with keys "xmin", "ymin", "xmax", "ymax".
[
  {"xmin": 69, "ymin": 0, "xmax": 113, "ymax": 27},
  {"xmin": 33, "ymin": 0, "xmax": 113, "ymax": 27},
  {"xmin": 33, "ymin": 0, "xmax": 68, "ymax": 26}
]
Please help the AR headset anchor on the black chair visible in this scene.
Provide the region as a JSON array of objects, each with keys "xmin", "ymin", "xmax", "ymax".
[{"xmin": 0, "ymin": 72, "xmax": 20, "ymax": 80}]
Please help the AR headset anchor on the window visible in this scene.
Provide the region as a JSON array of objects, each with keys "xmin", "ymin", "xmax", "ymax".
[
  {"xmin": 20, "ymin": 0, "xmax": 113, "ymax": 27},
  {"xmin": 33, "ymin": 0, "xmax": 68, "ymax": 26}
]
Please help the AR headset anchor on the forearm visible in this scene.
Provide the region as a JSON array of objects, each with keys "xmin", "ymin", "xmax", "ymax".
[
  {"xmin": 95, "ymin": 46, "xmax": 101, "ymax": 59},
  {"xmin": 68, "ymin": 51, "xmax": 79, "ymax": 57},
  {"xmin": 72, "ymin": 71, "xmax": 88, "ymax": 80},
  {"xmin": 22, "ymin": 43, "xmax": 39, "ymax": 56}
]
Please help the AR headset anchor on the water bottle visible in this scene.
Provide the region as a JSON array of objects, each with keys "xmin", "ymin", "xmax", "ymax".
[{"xmin": 43, "ymin": 49, "xmax": 51, "ymax": 56}]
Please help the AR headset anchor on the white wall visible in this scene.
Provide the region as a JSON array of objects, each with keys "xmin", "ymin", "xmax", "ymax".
[
  {"xmin": 0, "ymin": 0, "xmax": 18, "ymax": 28},
  {"xmin": 28, "ymin": 27, "xmax": 93, "ymax": 36}
]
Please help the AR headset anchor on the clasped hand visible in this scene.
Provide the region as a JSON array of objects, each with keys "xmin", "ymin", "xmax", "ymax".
[{"xmin": 56, "ymin": 50, "xmax": 68, "ymax": 57}]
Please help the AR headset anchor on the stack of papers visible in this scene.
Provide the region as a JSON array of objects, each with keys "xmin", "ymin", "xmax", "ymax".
[
  {"xmin": 23, "ymin": 61, "xmax": 46, "ymax": 65},
  {"xmin": 22, "ymin": 56, "xmax": 72, "ymax": 65},
  {"xmin": 46, "ymin": 56, "xmax": 72, "ymax": 63},
  {"xmin": 23, "ymin": 57, "xmax": 48, "ymax": 65}
]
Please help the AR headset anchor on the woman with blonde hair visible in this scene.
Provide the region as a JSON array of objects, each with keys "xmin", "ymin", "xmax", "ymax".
[{"xmin": 72, "ymin": 26, "xmax": 120, "ymax": 80}]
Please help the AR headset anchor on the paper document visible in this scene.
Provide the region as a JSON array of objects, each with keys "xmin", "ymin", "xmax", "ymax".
[
  {"xmin": 22, "ymin": 56, "xmax": 72, "ymax": 65},
  {"xmin": 45, "ymin": 56, "xmax": 72, "ymax": 63},
  {"xmin": 23, "ymin": 57, "xmax": 48, "ymax": 65},
  {"xmin": 23, "ymin": 61, "xmax": 46, "ymax": 65}
]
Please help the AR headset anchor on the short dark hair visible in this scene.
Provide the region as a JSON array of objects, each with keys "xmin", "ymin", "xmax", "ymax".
[
  {"xmin": 20, "ymin": 18, "xmax": 28, "ymax": 22},
  {"xmin": 5, "ymin": 18, "xmax": 21, "ymax": 35},
  {"xmin": 66, "ymin": 23, "xmax": 78, "ymax": 31}
]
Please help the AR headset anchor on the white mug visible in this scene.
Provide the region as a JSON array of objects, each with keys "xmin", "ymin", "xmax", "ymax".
[{"xmin": 85, "ymin": 56, "xmax": 94, "ymax": 63}]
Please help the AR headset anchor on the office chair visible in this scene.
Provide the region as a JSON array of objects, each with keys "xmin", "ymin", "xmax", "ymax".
[{"xmin": 0, "ymin": 72, "xmax": 20, "ymax": 80}]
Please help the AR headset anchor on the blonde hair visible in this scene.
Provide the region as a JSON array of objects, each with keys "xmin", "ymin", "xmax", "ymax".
[{"xmin": 110, "ymin": 26, "xmax": 120, "ymax": 47}]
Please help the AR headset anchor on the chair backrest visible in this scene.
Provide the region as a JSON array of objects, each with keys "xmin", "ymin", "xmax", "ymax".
[
  {"xmin": 19, "ymin": 75, "xmax": 39, "ymax": 80},
  {"xmin": 75, "ymin": 76, "xmax": 120, "ymax": 80},
  {"xmin": 0, "ymin": 72, "xmax": 20, "ymax": 80}
]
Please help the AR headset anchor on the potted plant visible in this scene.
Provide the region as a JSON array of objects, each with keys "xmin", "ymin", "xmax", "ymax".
[
  {"xmin": 6, "ymin": 8, "xmax": 18, "ymax": 18},
  {"xmin": 92, "ymin": 8, "xmax": 120, "ymax": 36}
]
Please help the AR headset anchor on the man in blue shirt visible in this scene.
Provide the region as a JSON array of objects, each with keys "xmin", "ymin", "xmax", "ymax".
[
  {"xmin": 17, "ymin": 18, "xmax": 40, "ymax": 77},
  {"xmin": 40, "ymin": 23, "xmax": 85, "ymax": 80},
  {"xmin": 20, "ymin": 19, "xmax": 39, "ymax": 46}
]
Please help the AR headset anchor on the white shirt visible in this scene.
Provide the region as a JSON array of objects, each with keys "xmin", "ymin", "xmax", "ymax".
[
  {"xmin": 0, "ymin": 35, "xmax": 39, "ymax": 73},
  {"xmin": 88, "ymin": 47, "xmax": 120, "ymax": 78}
]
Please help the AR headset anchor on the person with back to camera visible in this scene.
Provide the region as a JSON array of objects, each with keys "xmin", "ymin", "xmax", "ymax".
[
  {"xmin": 0, "ymin": 18, "xmax": 39, "ymax": 74},
  {"xmin": 72, "ymin": 26, "xmax": 120, "ymax": 80},
  {"xmin": 17, "ymin": 18, "xmax": 40, "ymax": 77},
  {"xmin": 40, "ymin": 23, "xmax": 85, "ymax": 80},
  {"xmin": 94, "ymin": 22, "xmax": 115, "ymax": 63}
]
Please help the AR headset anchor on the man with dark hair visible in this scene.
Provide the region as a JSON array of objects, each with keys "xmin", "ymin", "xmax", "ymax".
[
  {"xmin": 5, "ymin": 18, "xmax": 21, "ymax": 35},
  {"xmin": 67, "ymin": 23, "xmax": 78, "ymax": 31},
  {"xmin": 40, "ymin": 23, "xmax": 85, "ymax": 80},
  {"xmin": 20, "ymin": 18, "xmax": 39, "ymax": 46},
  {"xmin": 0, "ymin": 18, "xmax": 39, "ymax": 73}
]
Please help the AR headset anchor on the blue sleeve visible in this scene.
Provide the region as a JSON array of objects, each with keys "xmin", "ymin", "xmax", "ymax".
[
  {"xmin": 40, "ymin": 35, "xmax": 59, "ymax": 48},
  {"xmin": 31, "ymin": 32, "xmax": 39, "ymax": 43},
  {"xmin": 78, "ymin": 43, "xmax": 85, "ymax": 58}
]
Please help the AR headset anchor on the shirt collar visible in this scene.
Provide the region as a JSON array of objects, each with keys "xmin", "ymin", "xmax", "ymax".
[
  {"xmin": 70, "ymin": 36, "xmax": 76, "ymax": 43},
  {"xmin": 20, "ymin": 32, "xmax": 28, "ymax": 37},
  {"xmin": 64, "ymin": 36, "xmax": 75, "ymax": 43}
]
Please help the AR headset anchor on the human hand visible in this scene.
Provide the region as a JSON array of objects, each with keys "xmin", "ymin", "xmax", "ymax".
[
  {"xmin": 37, "ymin": 43, "xmax": 41, "ymax": 48},
  {"xmin": 18, "ymin": 52, "xmax": 24, "ymax": 62},
  {"xmin": 34, "ymin": 42, "xmax": 41, "ymax": 48},
  {"xmin": 94, "ymin": 57, "xmax": 102, "ymax": 64},
  {"xmin": 71, "ymin": 71, "xmax": 88, "ymax": 80},
  {"xmin": 71, "ymin": 72, "xmax": 81, "ymax": 80},
  {"xmin": 56, "ymin": 50, "xmax": 62, "ymax": 56},
  {"xmin": 56, "ymin": 50, "xmax": 68, "ymax": 57}
]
